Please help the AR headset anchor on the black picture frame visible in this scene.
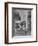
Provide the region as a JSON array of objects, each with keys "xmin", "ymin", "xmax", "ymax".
[{"xmin": 5, "ymin": 2, "xmax": 37, "ymax": 44}]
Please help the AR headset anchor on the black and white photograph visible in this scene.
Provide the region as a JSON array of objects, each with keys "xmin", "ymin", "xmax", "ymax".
[
  {"xmin": 12, "ymin": 8, "xmax": 32, "ymax": 37},
  {"xmin": 5, "ymin": 2, "xmax": 37, "ymax": 44}
]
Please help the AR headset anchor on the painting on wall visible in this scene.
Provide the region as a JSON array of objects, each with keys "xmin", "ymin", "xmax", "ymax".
[{"xmin": 5, "ymin": 2, "xmax": 37, "ymax": 44}]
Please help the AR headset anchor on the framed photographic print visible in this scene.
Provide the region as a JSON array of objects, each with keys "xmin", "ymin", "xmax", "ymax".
[{"xmin": 5, "ymin": 2, "xmax": 37, "ymax": 44}]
